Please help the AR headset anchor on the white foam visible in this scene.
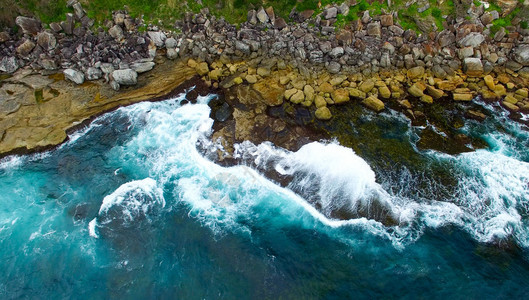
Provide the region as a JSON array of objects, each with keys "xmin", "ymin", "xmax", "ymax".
[
  {"xmin": 88, "ymin": 218, "xmax": 98, "ymax": 238},
  {"xmin": 97, "ymin": 178, "xmax": 165, "ymax": 218}
]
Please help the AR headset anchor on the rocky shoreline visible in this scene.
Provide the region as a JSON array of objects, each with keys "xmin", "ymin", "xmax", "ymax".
[{"xmin": 1, "ymin": 1, "xmax": 529, "ymax": 157}]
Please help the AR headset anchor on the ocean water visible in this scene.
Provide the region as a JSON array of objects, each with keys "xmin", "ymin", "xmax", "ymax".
[{"xmin": 1, "ymin": 93, "xmax": 529, "ymax": 298}]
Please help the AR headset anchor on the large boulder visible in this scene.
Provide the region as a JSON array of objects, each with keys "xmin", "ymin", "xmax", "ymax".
[
  {"xmin": 16, "ymin": 39, "xmax": 35, "ymax": 56},
  {"xmin": 463, "ymin": 58, "xmax": 483, "ymax": 76},
  {"xmin": 513, "ymin": 45, "xmax": 529, "ymax": 66},
  {"xmin": 457, "ymin": 32, "xmax": 484, "ymax": 48},
  {"xmin": 37, "ymin": 32, "xmax": 57, "ymax": 51},
  {"xmin": 147, "ymin": 31, "xmax": 166, "ymax": 47},
  {"xmin": 63, "ymin": 68, "xmax": 85, "ymax": 85},
  {"xmin": 131, "ymin": 61, "xmax": 155, "ymax": 73},
  {"xmin": 0, "ymin": 56, "xmax": 18, "ymax": 73},
  {"xmin": 112, "ymin": 69, "xmax": 138, "ymax": 85},
  {"xmin": 15, "ymin": 16, "xmax": 41, "ymax": 35},
  {"xmin": 362, "ymin": 95, "xmax": 385, "ymax": 112}
]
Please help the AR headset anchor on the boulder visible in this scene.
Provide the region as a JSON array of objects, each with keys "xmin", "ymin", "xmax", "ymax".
[
  {"xmin": 167, "ymin": 48, "xmax": 178, "ymax": 59},
  {"xmin": 290, "ymin": 90, "xmax": 305, "ymax": 104},
  {"xmin": 408, "ymin": 82, "xmax": 426, "ymax": 97},
  {"xmin": 37, "ymin": 32, "xmax": 57, "ymax": 51},
  {"xmin": 367, "ymin": 22, "xmax": 381, "ymax": 37},
  {"xmin": 245, "ymin": 74, "xmax": 257, "ymax": 84},
  {"xmin": 131, "ymin": 61, "xmax": 155, "ymax": 73},
  {"xmin": 326, "ymin": 61, "xmax": 341, "ymax": 74},
  {"xmin": 257, "ymin": 67, "xmax": 271, "ymax": 77},
  {"xmin": 0, "ymin": 56, "xmax": 18, "ymax": 73},
  {"xmin": 315, "ymin": 106, "xmax": 332, "ymax": 120},
  {"xmin": 15, "ymin": 16, "xmax": 41, "ymax": 35},
  {"xmin": 274, "ymin": 17, "xmax": 287, "ymax": 30},
  {"xmin": 112, "ymin": 69, "xmax": 138, "ymax": 85},
  {"xmin": 252, "ymin": 78, "xmax": 285, "ymax": 106},
  {"xmin": 265, "ymin": 6, "xmax": 275, "ymax": 22},
  {"xmin": 502, "ymin": 101, "xmax": 519, "ymax": 112},
  {"xmin": 323, "ymin": 7, "xmax": 338, "ymax": 19},
  {"xmin": 513, "ymin": 45, "xmax": 529, "ymax": 66},
  {"xmin": 407, "ymin": 66, "xmax": 425, "ymax": 79},
  {"xmin": 380, "ymin": 15, "xmax": 393, "ymax": 26},
  {"xmin": 195, "ymin": 62, "xmax": 209, "ymax": 76},
  {"xmin": 426, "ymin": 85, "xmax": 444, "ymax": 99},
  {"xmin": 463, "ymin": 58, "xmax": 483, "ymax": 76},
  {"xmin": 359, "ymin": 80, "xmax": 375, "ymax": 93},
  {"xmin": 319, "ymin": 82, "xmax": 334, "ymax": 93},
  {"xmin": 484, "ymin": 75, "xmax": 495, "ymax": 90},
  {"xmin": 329, "ymin": 47, "xmax": 344, "ymax": 58},
  {"xmin": 85, "ymin": 67, "xmax": 102, "ymax": 80},
  {"xmin": 331, "ymin": 89, "xmax": 350, "ymax": 104},
  {"xmin": 457, "ymin": 32, "xmax": 484, "ymax": 48},
  {"xmin": 453, "ymin": 93, "xmax": 473, "ymax": 101},
  {"xmin": 257, "ymin": 7, "xmax": 269, "ymax": 23},
  {"xmin": 165, "ymin": 37, "xmax": 178, "ymax": 48},
  {"xmin": 108, "ymin": 25, "xmax": 124, "ymax": 41},
  {"xmin": 235, "ymin": 41, "xmax": 251, "ymax": 55},
  {"xmin": 284, "ymin": 88, "xmax": 298, "ymax": 100},
  {"xmin": 362, "ymin": 95, "xmax": 385, "ymax": 112},
  {"xmin": 16, "ymin": 40, "xmax": 35, "ymax": 56},
  {"xmin": 0, "ymin": 31, "xmax": 10, "ymax": 42},
  {"xmin": 63, "ymin": 68, "xmax": 85, "ymax": 84},
  {"xmin": 378, "ymin": 86, "xmax": 391, "ymax": 99},
  {"xmin": 148, "ymin": 31, "xmax": 166, "ymax": 47},
  {"xmin": 315, "ymin": 95, "xmax": 327, "ymax": 108}
]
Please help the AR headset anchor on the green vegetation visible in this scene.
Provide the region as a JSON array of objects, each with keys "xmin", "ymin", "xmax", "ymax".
[{"xmin": 14, "ymin": 0, "xmax": 71, "ymax": 24}]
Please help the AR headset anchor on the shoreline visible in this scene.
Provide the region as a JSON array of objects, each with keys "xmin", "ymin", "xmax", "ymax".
[{"xmin": 1, "ymin": 1, "xmax": 529, "ymax": 158}]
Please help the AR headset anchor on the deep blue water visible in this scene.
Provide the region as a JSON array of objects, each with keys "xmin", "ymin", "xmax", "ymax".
[{"xmin": 1, "ymin": 93, "xmax": 529, "ymax": 298}]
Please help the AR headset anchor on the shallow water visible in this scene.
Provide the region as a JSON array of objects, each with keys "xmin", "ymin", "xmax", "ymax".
[{"xmin": 1, "ymin": 93, "xmax": 529, "ymax": 298}]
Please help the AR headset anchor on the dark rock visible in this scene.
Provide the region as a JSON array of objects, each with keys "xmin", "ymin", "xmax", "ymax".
[
  {"xmin": 15, "ymin": 16, "xmax": 41, "ymax": 35},
  {"xmin": 215, "ymin": 102, "xmax": 233, "ymax": 122},
  {"xmin": 37, "ymin": 32, "xmax": 57, "ymax": 51},
  {"xmin": 274, "ymin": 17, "xmax": 287, "ymax": 30}
]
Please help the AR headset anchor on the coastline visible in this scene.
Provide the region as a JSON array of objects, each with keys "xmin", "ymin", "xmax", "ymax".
[{"xmin": 1, "ymin": 1, "xmax": 529, "ymax": 158}]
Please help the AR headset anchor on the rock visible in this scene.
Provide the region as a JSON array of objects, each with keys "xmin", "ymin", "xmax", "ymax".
[
  {"xmin": 0, "ymin": 56, "xmax": 18, "ymax": 73},
  {"xmin": 304, "ymin": 85, "xmax": 315, "ymax": 102},
  {"xmin": 252, "ymin": 78, "xmax": 285, "ymax": 106},
  {"xmin": 421, "ymin": 94, "xmax": 434, "ymax": 104},
  {"xmin": 112, "ymin": 69, "xmax": 138, "ymax": 85},
  {"xmin": 349, "ymin": 88, "xmax": 366, "ymax": 99},
  {"xmin": 367, "ymin": 22, "xmax": 381, "ymax": 37},
  {"xmin": 463, "ymin": 58, "xmax": 483, "ymax": 76},
  {"xmin": 465, "ymin": 110, "xmax": 487, "ymax": 121},
  {"xmin": 315, "ymin": 106, "xmax": 332, "ymax": 120},
  {"xmin": 257, "ymin": 7, "xmax": 269, "ymax": 23},
  {"xmin": 484, "ymin": 75, "xmax": 495, "ymax": 90},
  {"xmin": 40, "ymin": 58, "xmax": 58, "ymax": 70},
  {"xmin": 513, "ymin": 45, "xmax": 529, "ymax": 66},
  {"xmin": 408, "ymin": 82, "xmax": 426, "ymax": 97},
  {"xmin": 37, "ymin": 32, "xmax": 57, "ymax": 51},
  {"xmin": 453, "ymin": 93, "xmax": 473, "ymax": 101},
  {"xmin": 15, "ymin": 16, "xmax": 41, "ymax": 35},
  {"xmin": 131, "ymin": 61, "xmax": 155, "ymax": 73},
  {"xmin": 504, "ymin": 94, "xmax": 518, "ymax": 104},
  {"xmin": 378, "ymin": 86, "xmax": 391, "ymax": 99},
  {"xmin": 0, "ymin": 31, "xmax": 10, "ymax": 42},
  {"xmin": 284, "ymin": 88, "xmax": 298, "ymax": 100},
  {"xmin": 319, "ymin": 82, "xmax": 334, "ymax": 93},
  {"xmin": 124, "ymin": 18, "xmax": 135, "ymax": 31},
  {"xmin": 290, "ymin": 90, "xmax": 305, "ymax": 104},
  {"xmin": 167, "ymin": 48, "xmax": 178, "ymax": 59},
  {"xmin": 359, "ymin": 80, "xmax": 375, "ymax": 93},
  {"xmin": 315, "ymin": 95, "xmax": 327, "ymax": 108},
  {"xmin": 458, "ymin": 46, "xmax": 474, "ymax": 59},
  {"xmin": 215, "ymin": 102, "xmax": 233, "ymax": 122},
  {"xmin": 457, "ymin": 32, "xmax": 484, "ymax": 48},
  {"xmin": 245, "ymin": 74, "xmax": 257, "ymax": 84},
  {"xmin": 326, "ymin": 61, "xmax": 341, "ymax": 74},
  {"xmin": 380, "ymin": 15, "xmax": 393, "ymax": 26},
  {"xmin": 63, "ymin": 68, "xmax": 85, "ymax": 84},
  {"xmin": 362, "ymin": 95, "xmax": 385, "ymax": 112},
  {"xmin": 323, "ymin": 7, "xmax": 338, "ymax": 19},
  {"xmin": 72, "ymin": 2, "xmax": 85, "ymax": 19},
  {"xmin": 148, "ymin": 31, "xmax": 166, "ymax": 47},
  {"xmin": 247, "ymin": 10, "xmax": 257, "ymax": 25},
  {"xmin": 209, "ymin": 69, "xmax": 223, "ymax": 81},
  {"xmin": 329, "ymin": 76, "xmax": 346, "ymax": 86},
  {"xmin": 516, "ymin": 88, "xmax": 528, "ymax": 98},
  {"xmin": 330, "ymin": 47, "xmax": 344, "ymax": 58},
  {"xmin": 502, "ymin": 101, "xmax": 519, "ymax": 112},
  {"xmin": 85, "ymin": 67, "xmax": 102, "ymax": 80},
  {"xmin": 100, "ymin": 63, "xmax": 114, "ymax": 74},
  {"xmin": 195, "ymin": 62, "xmax": 209, "ymax": 76},
  {"xmin": 438, "ymin": 31, "xmax": 456, "ymax": 47},
  {"xmin": 16, "ymin": 39, "xmax": 35, "ymax": 56},
  {"xmin": 235, "ymin": 40, "xmax": 250, "ymax": 55},
  {"xmin": 274, "ymin": 17, "xmax": 287, "ymax": 30},
  {"xmin": 407, "ymin": 66, "xmax": 425, "ymax": 79},
  {"xmin": 257, "ymin": 67, "xmax": 271, "ymax": 77},
  {"xmin": 109, "ymin": 25, "xmax": 124, "ymax": 41},
  {"xmin": 332, "ymin": 89, "xmax": 350, "ymax": 104},
  {"xmin": 165, "ymin": 37, "xmax": 177, "ymax": 48},
  {"xmin": 61, "ymin": 13, "xmax": 74, "ymax": 35},
  {"xmin": 426, "ymin": 85, "xmax": 444, "ymax": 99},
  {"xmin": 265, "ymin": 6, "xmax": 275, "ymax": 22},
  {"xmin": 113, "ymin": 13, "xmax": 125, "ymax": 25}
]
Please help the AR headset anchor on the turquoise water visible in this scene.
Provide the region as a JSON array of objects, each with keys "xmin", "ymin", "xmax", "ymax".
[{"xmin": 1, "ymin": 93, "xmax": 529, "ymax": 298}]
